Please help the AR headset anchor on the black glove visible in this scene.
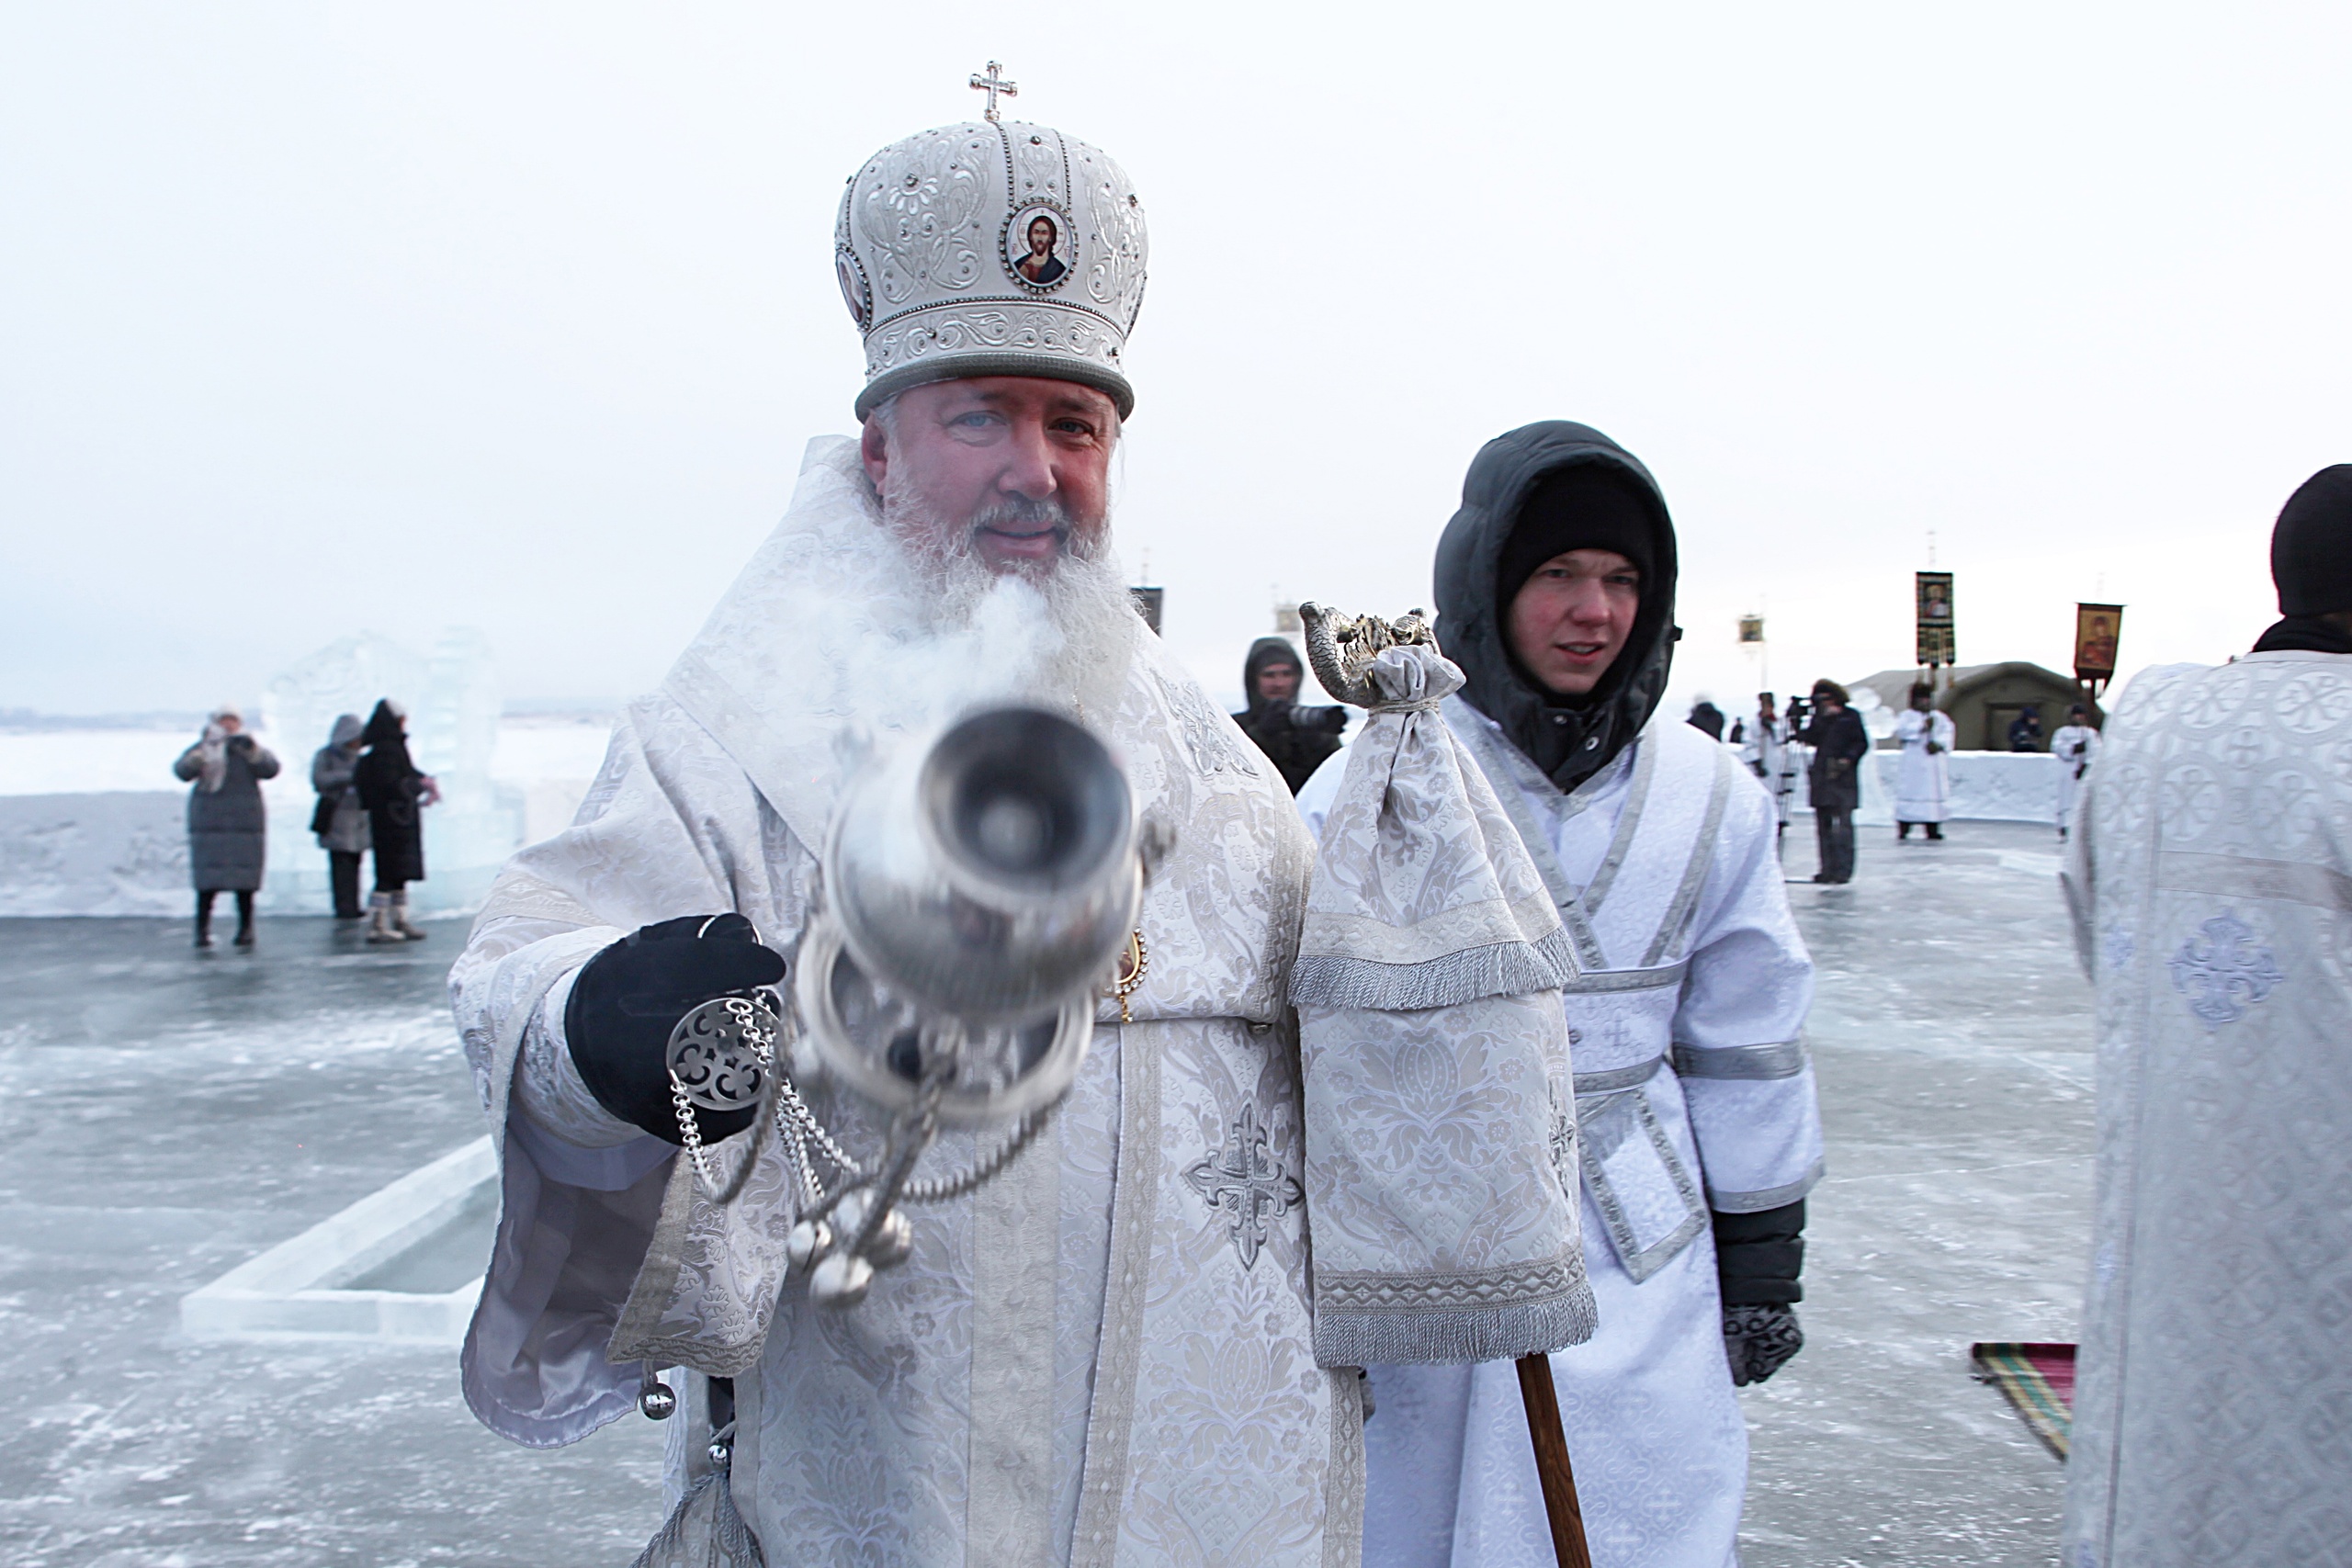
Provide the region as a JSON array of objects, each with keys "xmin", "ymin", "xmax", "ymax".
[
  {"xmin": 563, "ymin": 913, "xmax": 786, "ymax": 1145},
  {"xmin": 1723, "ymin": 1303, "xmax": 1804, "ymax": 1386},
  {"xmin": 1714, "ymin": 1200, "xmax": 1806, "ymax": 1384}
]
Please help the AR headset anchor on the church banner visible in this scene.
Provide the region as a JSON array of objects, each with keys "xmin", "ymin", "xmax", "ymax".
[
  {"xmin": 1916, "ymin": 572, "xmax": 1955, "ymax": 667},
  {"xmin": 2074, "ymin": 603, "xmax": 2122, "ymax": 681}
]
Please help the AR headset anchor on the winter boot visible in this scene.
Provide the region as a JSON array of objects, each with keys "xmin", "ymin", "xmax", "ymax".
[
  {"xmin": 392, "ymin": 890, "xmax": 428, "ymax": 942},
  {"xmin": 366, "ymin": 892, "xmax": 402, "ymax": 944},
  {"xmin": 194, "ymin": 895, "xmax": 215, "ymax": 950}
]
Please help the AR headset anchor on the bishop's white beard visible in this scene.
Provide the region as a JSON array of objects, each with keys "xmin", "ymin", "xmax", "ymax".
[{"xmin": 837, "ymin": 488, "xmax": 1138, "ymax": 743}]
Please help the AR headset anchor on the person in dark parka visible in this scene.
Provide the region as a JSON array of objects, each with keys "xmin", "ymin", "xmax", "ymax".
[
  {"xmin": 173, "ymin": 706, "xmax": 280, "ymax": 948},
  {"xmin": 353, "ymin": 699, "xmax": 439, "ymax": 942},
  {"xmin": 1231, "ymin": 635, "xmax": 1347, "ymax": 794},
  {"xmin": 310, "ymin": 713, "xmax": 370, "ymax": 919},
  {"xmin": 1798, "ymin": 678, "xmax": 1871, "ymax": 883}
]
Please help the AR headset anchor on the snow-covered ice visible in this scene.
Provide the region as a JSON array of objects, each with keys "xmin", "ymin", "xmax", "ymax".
[{"xmin": 0, "ymin": 818, "xmax": 2089, "ymax": 1564}]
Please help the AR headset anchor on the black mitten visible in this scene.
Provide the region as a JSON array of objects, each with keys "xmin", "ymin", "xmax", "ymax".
[
  {"xmin": 563, "ymin": 913, "xmax": 786, "ymax": 1145},
  {"xmin": 1723, "ymin": 1303, "xmax": 1804, "ymax": 1385},
  {"xmin": 1714, "ymin": 1200, "xmax": 1808, "ymax": 1386},
  {"xmin": 1713, "ymin": 1201, "xmax": 1805, "ymax": 1306}
]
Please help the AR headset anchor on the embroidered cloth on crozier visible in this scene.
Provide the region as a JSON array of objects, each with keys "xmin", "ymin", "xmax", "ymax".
[{"xmin": 1294, "ymin": 642, "xmax": 1595, "ymax": 1365}]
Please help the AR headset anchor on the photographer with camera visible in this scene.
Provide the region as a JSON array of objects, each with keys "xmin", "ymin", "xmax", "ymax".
[
  {"xmin": 174, "ymin": 706, "xmax": 280, "ymax": 949},
  {"xmin": 1797, "ymin": 680, "xmax": 1871, "ymax": 884},
  {"xmin": 1233, "ymin": 634, "xmax": 1348, "ymax": 794}
]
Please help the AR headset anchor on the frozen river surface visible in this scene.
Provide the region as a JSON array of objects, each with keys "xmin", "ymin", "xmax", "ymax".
[{"xmin": 0, "ymin": 820, "xmax": 2089, "ymax": 1565}]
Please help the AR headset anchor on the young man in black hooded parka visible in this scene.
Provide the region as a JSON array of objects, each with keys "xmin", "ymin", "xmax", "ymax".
[{"xmin": 1298, "ymin": 422, "xmax": 1826, "ymax": 1568}]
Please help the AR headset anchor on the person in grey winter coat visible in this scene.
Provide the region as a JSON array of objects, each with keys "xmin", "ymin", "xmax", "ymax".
[
  {"xmin": 310, "ymin": 713, "xmax": 369, "ymax": 919},
  {"xmin": 173, "ymin": 706, "xmax": 280, "ymax": 948}
]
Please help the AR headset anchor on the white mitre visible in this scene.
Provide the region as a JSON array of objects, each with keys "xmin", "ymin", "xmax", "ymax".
[{"xmin": 835, "ymin": 113, "xmax": 1149, "ymax": 418}]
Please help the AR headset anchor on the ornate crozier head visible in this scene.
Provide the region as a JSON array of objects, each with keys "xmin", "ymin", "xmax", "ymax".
[{"xmin": 836, "ymin": 118, "xmax": 1149, "ymax": 421}]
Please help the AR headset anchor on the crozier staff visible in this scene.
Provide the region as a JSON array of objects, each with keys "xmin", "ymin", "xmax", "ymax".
[
  {"xmin": 1298, "ymin": 423, "xmax": 1824, "ymax": 1568},
  {"xmin": 451, "ymin": 98, "xmax": 1370, "ymax": 1564}
]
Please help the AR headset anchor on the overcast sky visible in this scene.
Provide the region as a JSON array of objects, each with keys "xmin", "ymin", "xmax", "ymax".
[{"xmin": 5, "ymin": 3, "xmax": 2347, "ymax": 723}]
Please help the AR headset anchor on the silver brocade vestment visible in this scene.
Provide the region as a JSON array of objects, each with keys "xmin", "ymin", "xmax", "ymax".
[
  {"xmin": 2060, "ymin": 652, "xmax": 2352, "ymax": 1568},
  {"xmin": 449, "ymin": 441, "xmax": 1363, "ymax": 1567}
]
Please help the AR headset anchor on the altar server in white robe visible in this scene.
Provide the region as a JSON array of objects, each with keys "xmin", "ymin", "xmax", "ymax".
[
  {"xmin": 2060, "ymin": 464, "xmax": 2352, "ymax": 1568},
  {"xmin": 448, "ymin": 108, "xmax": 1370, "ymax": 1567},
  {"xmin": 2049, "ymin": 704, "xmax": 2098, "ymax": 841},
  {"xmin": 1892, "ymin": 682, "xmax": 1954, "ymax": 841},
  {"xmin": 1741, "ymin": 694, "xmax": 1794, "ymax": 847},
  {"xmin": 1300, "ymin": 422, "xmax": 1824, "ymax": 1568}
]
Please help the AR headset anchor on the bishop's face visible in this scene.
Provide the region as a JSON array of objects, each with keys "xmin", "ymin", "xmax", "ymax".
[
  {"xmin": 1506, "ymin": 548, "xmax": 1642, "ymax": 697},
  {"xmin": 861, "ymin": 376, "xmax": 1117, "ymax": 573}
]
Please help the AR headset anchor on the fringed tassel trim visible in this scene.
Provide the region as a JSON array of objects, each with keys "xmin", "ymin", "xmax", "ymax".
[{"xmin": 1290, "ymin": 926, "xmax": 1577, "ymax": 1012}]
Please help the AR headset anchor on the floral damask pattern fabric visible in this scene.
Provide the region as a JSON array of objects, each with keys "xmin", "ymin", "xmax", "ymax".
[
  {"xmin": 1293, "ymin": 645, "xmax": 1590, "ymax": 1366},
  {"xmin": 2061, "ymin": 651, "xmax": 2352, "ymax": 1568}
]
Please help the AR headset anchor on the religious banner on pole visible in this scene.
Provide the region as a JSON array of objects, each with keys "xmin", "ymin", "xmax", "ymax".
[
  {"xmin": 1737, "ymin": 614, "xmax": 1764, "ymax": 645},
  {"xmin": 1916, "ymin": 572, "xmax": 1955, "ymax": 668},
  {"xmin": 2074, "ymin": 603, "xmax": 2122, "ymax": 684}
]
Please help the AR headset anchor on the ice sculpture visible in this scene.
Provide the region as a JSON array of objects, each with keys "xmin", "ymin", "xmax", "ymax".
[{"xmin": 258, "ymin": 629, "xmax": 522, "ymax": 917}]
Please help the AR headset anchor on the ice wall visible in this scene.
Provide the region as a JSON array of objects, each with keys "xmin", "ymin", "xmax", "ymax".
[{"xmin": 258, "ymin": 629, "xmax": 522, "ymax": 917}]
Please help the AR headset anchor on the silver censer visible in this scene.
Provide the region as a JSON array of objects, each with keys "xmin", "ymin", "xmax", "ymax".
[{"xmin": 777, "ymin": 706, "xmax": 1141, "ymax": 1308}]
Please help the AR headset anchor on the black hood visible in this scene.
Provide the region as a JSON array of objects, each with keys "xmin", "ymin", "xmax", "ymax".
[
  {"xmin": 1240, "ymin": 636, "xmax": 1303, "ymax": 715},
  {"xmin": 1433, "ymin": 421, "xmax": 1679, "ymax": 793}
]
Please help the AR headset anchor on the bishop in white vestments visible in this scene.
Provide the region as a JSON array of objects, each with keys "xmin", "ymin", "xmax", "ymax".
[
  {"xmin": 1301, "ymin": 423, "xmax": 1824, "ymax": 1568},
  {"xmin": 449, "ymin": 108, "xmax": 1374, "ymax": 1566},
  {"xmin": 2059, "ymin": 464, "xmax": 2352, "ymax": 1568}
]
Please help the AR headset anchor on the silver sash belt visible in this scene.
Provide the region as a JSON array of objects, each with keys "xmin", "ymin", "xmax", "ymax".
[
  {"xmin": 1571, "ymin": 1057, "xmax": 1664, "ymax": 1095},
  {"xmin": 1562, "ymin": 957, "xmax": 1690, "ymax": 996},
  {"xmin": 1571, "ymin": 1037, "xmax": 1810, "ymax": 1096}
]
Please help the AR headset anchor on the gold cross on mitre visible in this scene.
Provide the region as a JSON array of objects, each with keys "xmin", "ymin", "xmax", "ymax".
[{"xmin": 969, "ymin": 61, "xmax": 1018, "ymax": 123}]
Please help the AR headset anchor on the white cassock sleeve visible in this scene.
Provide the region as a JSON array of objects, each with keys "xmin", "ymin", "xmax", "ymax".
[
  {"xmin": 1668, "ymin": 768, "xmax": 1825, "ymax": 1212},
  {"xmin": 447, "ymin": 695, "xmax": 813, "ymax": 1447}
]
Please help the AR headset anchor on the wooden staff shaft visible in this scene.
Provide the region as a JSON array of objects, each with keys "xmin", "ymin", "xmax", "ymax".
[{"xmin": 1515, "ymin": 1353, "xmax": 1594, "ymax": 1568}]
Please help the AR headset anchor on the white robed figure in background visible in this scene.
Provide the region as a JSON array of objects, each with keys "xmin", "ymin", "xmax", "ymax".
[
  {"xmin": 1740, "ymin": 693, "xmax": 1794, "ymax": 847},
  {"xmin": 2049, "ymin": 704, "xmax": 2098, "ymax": 841},
  {"xmin": 2059, "ymin": 464, "xmax": 2352, "ymax": 1568},
  {"xmin": 1302, "ymin": 423, "xmax": 1823, "ymax": 1568},
  {"xmin": 1892, "ymin": 681, "xmax": 1953, "ymax": 841}
]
